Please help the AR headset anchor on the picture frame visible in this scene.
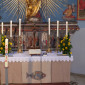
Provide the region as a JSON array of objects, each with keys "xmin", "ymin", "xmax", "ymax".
[{"xmin": 77, "ymin": 0, "xmax": 85, "ymax": 20}]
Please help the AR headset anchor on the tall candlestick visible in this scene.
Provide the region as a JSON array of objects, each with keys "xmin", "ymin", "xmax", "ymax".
[
  {"xmin": 19, "ymin": 19, "xmax": 21, "ymax": 36},
  {"xmin": 48, "ymin": 18, "xmax": 50, "ymax": 35},
  {"xmin": 10, "ymin": 20, "xmax": 12, "ymax": 37},
  {"xmin": 5, "ymin": 38, "xmax": 8, "ymax": 67},
  {"xmin": 66, "ymin": 21, "xmax": 68, "ymax": 36},
  {"xmin": 57, "ymin": 21, "xmax": 59, "ymax": 37},
  {"xmin": 1, "ymin": 22, "xmax": 3, "ymax": 35}
]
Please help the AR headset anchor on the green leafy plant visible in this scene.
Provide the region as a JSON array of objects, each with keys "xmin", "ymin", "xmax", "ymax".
[
  {"xmin": 58, "ymin": 33, "xmax": 72, "ymax": 57},
  {"xmin": 0, "ymin": 35, "xmax": 12, "ymax": 55}
]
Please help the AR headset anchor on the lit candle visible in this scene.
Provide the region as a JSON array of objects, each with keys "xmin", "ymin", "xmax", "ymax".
[
  {"xmin": 66, "ymin": 21, "xmax": 68, "ymax": 36},
  {"xmin": 19, "ymin": 19, "xmax": 21, "ymax": 36},
  {"xmin": 5, "ymin": 38, "xmax": 8, "ymax": 67},
  {"xmin": 57, "ymin": 21, "xmax": 59, "ymax": 37},
  {"xmin": 1, "ymin": 22, "xmax": 3, "ymax": 34},
  {"xmin": 48, "ymin": 18, "xmax": 50, "ymax": 35},
  {"xmin": 10, "ymin": 20, "xmax": 12, "ymax": 37}
]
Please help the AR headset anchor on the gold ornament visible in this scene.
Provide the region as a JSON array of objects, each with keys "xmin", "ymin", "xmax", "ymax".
[{"xmin": 26, "ymin": 0, "xmax": 41, "ymax": 19}]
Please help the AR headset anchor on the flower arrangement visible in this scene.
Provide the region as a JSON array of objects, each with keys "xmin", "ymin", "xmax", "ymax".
[
  {"xmin": 0, "ymin": 35, "xmax": 12, "ymax": 55},
  {"xmin": 58, "ymin": 33, "xmax": 72, "ymax": 57}
]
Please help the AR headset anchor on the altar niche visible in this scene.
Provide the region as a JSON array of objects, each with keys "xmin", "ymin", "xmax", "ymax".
[
  {"xmin": 22, "ymin": 30, "xmax": 57, "ymax": 51},
  {"xmin": 27, "ymin": 29, "xmax": 40, "ymax": 49}
]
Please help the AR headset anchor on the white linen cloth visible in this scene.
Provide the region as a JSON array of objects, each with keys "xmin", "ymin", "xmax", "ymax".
[{"xmin": 0, "ymin": 51, "xmax": 73, "ymax": 62}]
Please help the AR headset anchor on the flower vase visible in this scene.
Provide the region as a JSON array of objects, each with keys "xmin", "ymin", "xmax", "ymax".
[
  {"xmin": 3, "ymin": 55, "xmax": 5, "ymax": 57},
  {"xmin": 62, "ymin": 51, "xmax": 68, "ymax": 56}
]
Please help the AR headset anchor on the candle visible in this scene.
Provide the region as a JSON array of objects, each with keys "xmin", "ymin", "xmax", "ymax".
[
  {"xmin": 1, "ymin": 22, "xmax": 3, "ymax": 34},
  {"xmin": 19, "ymin": 19, "xmax": 21, "ymax": 36},
  {"xmin": 10, "ymin": 20, "xmax": 12, "ymax": 37},
  {"xmin": 66, "ymin": 21, "xmax": 68, "ymax": 36},
  {"xmin": 5, "ymin": 38, "xmax": 8, "ymax": 67},
  {"xmin": 48, "ymin": 18, "xmax": 50, "ymax": 35},
  {"xmin": 5, "ymin": 55, "xmax": 8, "ymax": 67},
  {"xmin": 57, "ymin": 21, "xmax": 59, "ymax": 37}
]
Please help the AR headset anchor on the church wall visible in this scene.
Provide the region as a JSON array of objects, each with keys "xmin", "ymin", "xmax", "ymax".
[{"xmin": 71, "ymin": 21, "xmax": 85, "ymax": 75}]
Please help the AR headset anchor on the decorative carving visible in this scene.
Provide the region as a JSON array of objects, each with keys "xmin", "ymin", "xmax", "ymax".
[{"xmin": 26, "ymin": 71, "xmax": 46, "ymax": 80}]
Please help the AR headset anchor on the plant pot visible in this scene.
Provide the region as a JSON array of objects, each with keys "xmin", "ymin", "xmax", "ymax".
[
  {"xmin": 62, "ymin": 51, "xmax": 68, "ymax": 56},
  {"xmin": 2, "ymin": 55, "xmax": 5, "ymax": 57},
  {"xmin": 62, "ymin": 54, "xmax": 68, "ymax": 56}
]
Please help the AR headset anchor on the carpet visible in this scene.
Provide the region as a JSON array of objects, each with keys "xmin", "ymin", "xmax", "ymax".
[
  {"xmin": 3, "ymin": 83, "xmax": 70, "ymax": 85},
  {"xmin": 2, "ymin": 82, "xmax": 78, "ymax": 85},
  {"xmin": 70, "ymin": 81, "xmax": 78, "ymax": 85}
]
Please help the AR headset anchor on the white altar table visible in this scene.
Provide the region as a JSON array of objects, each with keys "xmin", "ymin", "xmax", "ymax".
[{"xmin": 0, "ymin": 51, "xmax": 73, "ymax": 84}]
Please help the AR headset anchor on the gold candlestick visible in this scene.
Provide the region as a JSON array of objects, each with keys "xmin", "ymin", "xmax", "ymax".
[
  {"xmin": 9, "ymin": 37, "xmax": 13, "ymax": 53},
  {"xmin": 56, "ymin": 37, "xmax": 59, "ymax": 53},
  {"xmin": 47, "ymin": 35, "xmax": 51, "ymax": 52},
  {"xmin": 18, "ymin": 36, "xmax": 23, "ymax": 53}
]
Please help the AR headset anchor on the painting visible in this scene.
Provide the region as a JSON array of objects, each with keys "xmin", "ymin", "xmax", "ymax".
[
  {"xmin": 77, "ymin": 0, "xmax": 85, "ymax": 20},
  {"xmin": 63, "ymin": 4, "xmax": 76, "ymax": 21},
  {"xmin": 22, "ymin": 32, "xmax": 40, "ymax": 50}
]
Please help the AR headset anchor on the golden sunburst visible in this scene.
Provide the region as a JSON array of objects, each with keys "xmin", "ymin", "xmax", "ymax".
[
  {"xmin": 41, "ymin": 0, "xmax": 68, "ymax": 19},
  {"xmin": 0, "ymin": 0, "xmax": 26, "ymax": 22},
  {"xmin": 0, "ymin": 0, "xmax": 68, "ymax": 22}
]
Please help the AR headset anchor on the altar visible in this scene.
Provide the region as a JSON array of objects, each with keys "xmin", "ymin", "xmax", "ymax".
[{"xmin": 0, "ymin": 51, "xmax": 73, "ymax": 84}]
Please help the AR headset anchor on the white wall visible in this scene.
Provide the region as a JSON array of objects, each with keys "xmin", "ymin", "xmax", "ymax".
[{"xmin": 71, "ymin": 21, "xmax": 85, "ymax": 75}]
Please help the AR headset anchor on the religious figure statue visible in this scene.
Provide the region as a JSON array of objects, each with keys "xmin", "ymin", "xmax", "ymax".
[
  {"xmin": 41, "ymin": 32, "xmax": 47, "ymax": 48},
  {"xmin": 51, "ymin": 36, "xmax": 56, "ymax": 48},
  {"xmin": 26, "ymin": 0, "xmax": 41, "ymax": 21}
]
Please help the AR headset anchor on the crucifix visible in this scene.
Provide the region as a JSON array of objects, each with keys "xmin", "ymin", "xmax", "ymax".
[
  {"xmin": 33, "ymin": 29, "xmax": 36, "ymax": 49},
  {"xmin": 32, "ymin": 27, "xmax": 40, "ymax": 49}
]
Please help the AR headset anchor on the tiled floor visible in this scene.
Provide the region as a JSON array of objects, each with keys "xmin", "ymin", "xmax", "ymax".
[{"xmin": 71, "ymin": 73, "xmax": 85, "ymax": 85}]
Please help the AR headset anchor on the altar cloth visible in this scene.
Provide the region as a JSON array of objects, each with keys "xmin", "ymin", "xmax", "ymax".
[
  {"xmin": 0, "ymin": 51, "xmax": 73, "ymax": 62},
  {"xmin": 0, "ymin": 51, "xmax": 72, "ymax": 84}
]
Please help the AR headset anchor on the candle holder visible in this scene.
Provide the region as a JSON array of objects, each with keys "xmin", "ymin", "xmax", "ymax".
[
  {"xmin": 18, "ymin": 36, "xmax": 23, "ymax": 53},
  {"xmin": 9, "ymin": 37, "xmax": 13, "ymax": 53},
  {"xmin": 56, "ymin": 37, "xmax": 59, "ymax": 53},
  {"xmin": 47, "ymin": 35, "xmax": 51, "ymax": 52}
]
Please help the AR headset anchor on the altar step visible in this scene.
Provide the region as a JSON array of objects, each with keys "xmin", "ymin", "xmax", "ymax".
[{"xmin": 3, "ymin": 83, "xmax": 70, "ymax": 85}]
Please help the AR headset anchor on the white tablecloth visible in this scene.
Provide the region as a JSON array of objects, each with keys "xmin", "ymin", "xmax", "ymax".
[{"xmin": 0, "ymin": 51, "xmax": 73, "ymax": 62}]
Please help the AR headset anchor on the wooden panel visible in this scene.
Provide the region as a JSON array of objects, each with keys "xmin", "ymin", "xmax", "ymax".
[
  {"xmin": 1, "ymin": 62, "xmax": 5, "ymax": 84},
  {"xmin": 32, "ymin": 62, "xmax": 41, "ymax": 83},
  {"xmin": 41, "ymin": 62, "xmax": 51, "ymax": 83},
  {"xmin": 63, "ymin": 61, "xmax": 71, "ymax": 82},
  {"xmin": 0, "ymin": 62, "xmax": 2, "ymax": 85},
  {"xmin": 1, "ymin": 62, "xmax": 22, "ymax": 84},
  {"xmin": 1, "ymin": 61, "xmax": 71, "ymax": 84},
  {"xmin": 52, "ymin": 61, "xmax": 63, "ymax": 83},
  {"xmin": 52, "ymin": 61, "xmax": 70, "ymax": 83},
  {"xmin": 22, "ymin": 62, "xmax": 32, "ymax": 83},
  {"xmin": 22, "ymin": 62, "xmax": 41, "ymax": 83},
  {"xmin": 10, "ymin": 62, "xmax": 22, "ymax": 83}
]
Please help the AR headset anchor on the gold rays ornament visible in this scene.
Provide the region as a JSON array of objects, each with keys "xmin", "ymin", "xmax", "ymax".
[{"xmin": 0, "ymin": 0, "xmax": 68, "ymax": 21}]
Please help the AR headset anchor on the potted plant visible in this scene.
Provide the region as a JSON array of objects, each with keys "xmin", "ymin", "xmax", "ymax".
[
  {"xmin": 0, "ymin": 35, "xmax": 12, "ymax": 55},
  {"xmin": 58, "ymin": 33, "xmax": 72, "ymax": 57}
]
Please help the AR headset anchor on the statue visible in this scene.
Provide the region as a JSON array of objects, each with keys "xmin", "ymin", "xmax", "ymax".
[{"xmin": 26, "ymin": 0, "xmax": 41, "ymax": 21}]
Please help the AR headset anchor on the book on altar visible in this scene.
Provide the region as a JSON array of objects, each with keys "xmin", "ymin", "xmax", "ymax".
[{"xmin": 29, "ymin": 49, "xmax": 41, "ymax": 55}]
